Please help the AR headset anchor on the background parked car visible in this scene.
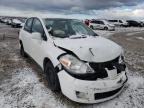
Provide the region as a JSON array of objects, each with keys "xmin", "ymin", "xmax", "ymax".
[
  {"xmin": 0, "ymin": 17, "xmax": 3, "ymax": 23},
  {"xmin": 19, "ymin": 18, "xmax": 26, "ymax": 27},
  {"xmin": 119, "ymin": 20, "xmax": 128, "ymax": 27},
  {"xmin": 0, "ymin": 18, "xmax": 5, "ymax": 23},
  {"xmin": 139, "ymin": 21, "xmax": 144, "ymax": 27},
  {"xmin": 89, "ymin": 19, "xmax": 115, "ymax": 31},
  {"xmin": 6, "ymin": 19, "xmax": 12, "ymax": 25},
  {"xmin": 11, "ymin": 19, "xmax": 23, "ymax": 28},
  {"xmin": 127, "ymin": 20, "xmax": 142, "ymax": 27},
  {"xmin": 108, "ymin": 20, "xmax": 128, "ymax": 27},
  {"xmin": 3, "ymin": 18, "xmax": 8, "ymax": 23}
]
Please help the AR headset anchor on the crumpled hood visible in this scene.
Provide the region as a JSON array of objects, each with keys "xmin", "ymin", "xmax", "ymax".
[{"xmin": 54, "ymin": 36, "xmax": 122, "ymax": 62}]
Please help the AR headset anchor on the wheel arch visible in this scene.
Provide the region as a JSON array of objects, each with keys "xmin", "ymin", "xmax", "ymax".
[
  {"xmin": 19, "ymin": 40, "xmax": 22, "ymax": 45},
  {"xmin": 43, "ymin": 57, "xmax": 59, "ymax": 70},
  {"xmin": 43, "ymin": 57, "xmax": 51, "ymax": 70},
  {"xmin": 43, "ymin": 57, "xmax": 61, "ymax": 91},
  {"xmin": 104, "ymin": 26, "xmax": 108, "ymax": 30}
]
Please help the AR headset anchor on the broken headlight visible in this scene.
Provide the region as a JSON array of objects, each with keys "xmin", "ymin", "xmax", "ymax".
[{"xmin": 59, "ymin": 54, "xmax": 94, "ymax": 74}]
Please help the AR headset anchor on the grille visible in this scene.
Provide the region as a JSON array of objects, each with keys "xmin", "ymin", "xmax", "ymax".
[
  {"xmin": 94, "ymin": 86, "xmax": 123, "ymax": 100},
  {"xmin": 69, "ymin": 56, "xmax": 126, "ymax": 81},
  {"xmin": 89, "ymin": 57, "xmax": 119, "ymax": 79}
]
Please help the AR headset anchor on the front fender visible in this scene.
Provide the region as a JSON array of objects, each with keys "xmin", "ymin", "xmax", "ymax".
[{"xmin": 42, "ymin": 43, "xmax": 65, "ymax": 69}]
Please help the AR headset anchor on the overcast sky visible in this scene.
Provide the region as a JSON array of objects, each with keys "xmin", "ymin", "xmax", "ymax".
[{"xmin": 0, "ymin": 0, "xmax": 144, "ymax": 20}]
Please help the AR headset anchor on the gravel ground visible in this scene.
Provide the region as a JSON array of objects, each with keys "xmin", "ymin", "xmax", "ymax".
[
  {"xmin": 111, "ymin": 31, "xmax": 144, "ymax": 73},
  {"xmin": 0, "ymin": 23, "xmax": 144, "ymax": 108}
]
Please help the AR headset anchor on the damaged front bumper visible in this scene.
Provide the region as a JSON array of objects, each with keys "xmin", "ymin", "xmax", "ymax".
[{"xmin": 58, "ymin": 69, "xmax": 128, "ymax": 103}]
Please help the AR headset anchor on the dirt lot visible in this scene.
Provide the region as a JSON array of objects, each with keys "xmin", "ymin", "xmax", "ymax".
[
  {"xmin": 0, "ymin": 23, "xmax": 144, "ymax": 108},
  {"xmin": 111, "ymin": 31, "xmax": 144, "ymax": 73}
]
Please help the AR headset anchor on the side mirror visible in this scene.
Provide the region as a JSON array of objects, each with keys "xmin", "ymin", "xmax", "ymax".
[
  {"xmin": 31, "ymin": 32, "xmax": 42, "ymax": 40},
  {"xmin": 47, "ymin": 26, "xmax": 52, "ymax": 32}
]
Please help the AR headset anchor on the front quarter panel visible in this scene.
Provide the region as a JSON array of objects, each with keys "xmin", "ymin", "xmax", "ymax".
[{"xmin": 39, "ymin": 41, "xmax": 65, "ymax": 69}]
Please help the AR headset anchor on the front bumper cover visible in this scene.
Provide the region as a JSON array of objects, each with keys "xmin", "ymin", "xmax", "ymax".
[{"xmin": 58, "ymin": 70, "xmax": 128, "ymax": 103}]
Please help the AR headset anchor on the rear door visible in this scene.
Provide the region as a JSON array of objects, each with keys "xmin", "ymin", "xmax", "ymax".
[{"xmin": 20, "ymin": 18, "xmax": 33, "ymax": 55}]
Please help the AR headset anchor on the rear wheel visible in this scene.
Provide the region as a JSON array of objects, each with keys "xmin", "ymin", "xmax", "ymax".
[
  {"xmin": 104, "ymin": 27, "xmax": 108, "ymax": 30},
  {"xmin": 20, "ymin": 43, "xmax": 27, "ymax": 57},
  {"xmin": 44, "ymin": 60, "xmax": 60, "ymax": 92}
]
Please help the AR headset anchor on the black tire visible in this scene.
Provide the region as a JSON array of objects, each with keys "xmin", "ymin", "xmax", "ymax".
[
  {"xmin": 90, "ymin": 25, "xmax": 94, "ymax": 29},
  {"xmin": 20, "ymin": 43, "xmax": 27, "ymax": 57},
  {"xmin": 104, "ymin": 27, "xmax": 108, "ymax": 30},
  {"xmin": 44, "ymin": 61, "xmax": 60, "ymax": 92}
]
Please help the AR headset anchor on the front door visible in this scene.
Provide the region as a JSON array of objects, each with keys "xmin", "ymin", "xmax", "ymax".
[
  {"xmin": 21, "ymin": 18, "xmax": 33, "ymax": 55},
  {"xmin": 30, "ymin": 18, "xmax": 47, "ymax": 67}
]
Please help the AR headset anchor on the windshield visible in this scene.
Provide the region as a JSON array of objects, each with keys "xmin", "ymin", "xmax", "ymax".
[{"xmin": 43, "ymin": 18, "xmax": 98, "ymax": 38}]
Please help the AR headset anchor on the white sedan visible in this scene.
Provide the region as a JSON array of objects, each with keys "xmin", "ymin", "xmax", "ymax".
[{"xmin": 19, "ymin": 17, "xmax": 128, "ymax": 103}]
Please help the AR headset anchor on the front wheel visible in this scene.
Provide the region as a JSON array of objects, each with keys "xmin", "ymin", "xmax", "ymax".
[
  {"xmin": 90, "ymin": 25, "xmax": 94, "ymax": 29},
  {"xmin": 44, "ymin": 61, "xmax": 60, "ymax": 92}
]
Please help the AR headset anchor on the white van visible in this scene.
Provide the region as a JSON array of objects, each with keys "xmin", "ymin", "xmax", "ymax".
[
  {"xmin": 108, "ymin": 20, "xmax": 128, "ymax": 27},
  {"xmin": 89, "ymin": 20, "xmax": 115, "ymax": 31}
]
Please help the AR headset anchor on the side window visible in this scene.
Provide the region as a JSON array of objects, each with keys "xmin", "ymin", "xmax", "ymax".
[
  {"xmin": 32, "ymin": 18, "xmax": 47, "ymax": 41},
  {"xmin": 24, "ymin": 18, "xmax": 33, "ymax": 32},
  {"xmin": 119, "ymin": 20, "xmax": 122, "ymax": 23},
  {"xmin": 94, "ymin": 21, "xmax": 99, "ymax": 24},
  {"xmin": 109, "ymin": 20, "xmax": 117, "ymax": 22},
  {"xmin": 91, "ymin": 20, "xmax": 95, "ymax": 23},
  {"xmin": 32, "ymin": 19, "xmax": 44, "ymax": 35},
  {"xmin": 44, "ymin": 20, "xmax": 54, "ymax": 29}
]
